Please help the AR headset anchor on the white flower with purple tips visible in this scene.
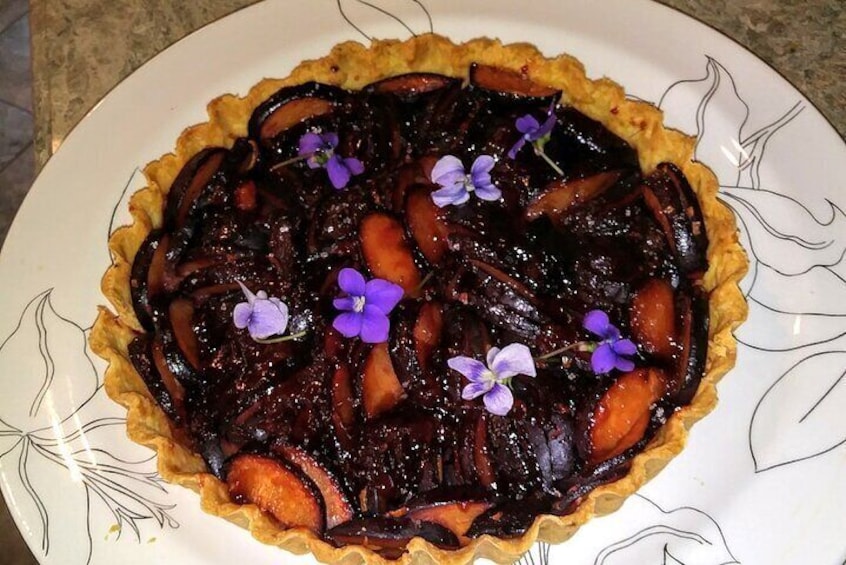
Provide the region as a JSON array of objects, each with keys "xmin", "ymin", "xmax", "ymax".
[
  {"xmin": 429, "ymin": 154, "xmax": 502, "ymax": 208},
  {"xmin": 298, "ymin": 131, "xmax": 365, "ymax": 190},
  {"xmin": 448, "ymin": 343, "xmax": 537, "ymax": 416},
  {"xmin": 332, "ymin": 268, "xmax": 404, "ymax": 344},
  {"xmin": 233, "ymin": 281, "xmax": 290, "ymax": 340}
]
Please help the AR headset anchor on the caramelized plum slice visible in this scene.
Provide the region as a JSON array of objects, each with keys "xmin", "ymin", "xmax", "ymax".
[
  {"xmin": 583, "ymin": 368, "xmax": 667, "ymax": 464},
  {"xmin": 130, "ymin": 230, "xmax": 162, "ymax": 330},
  {"xmin": 641, "ymin": 163, "xmax": 709, "ymax": 277},
  {"xmin": 227, "ymin": 454, "xmax": 325, "ymax": 533},
  {"xmin": 360, "ymin": 212, "xmax": 422, "ymax": 296},
  {"xmin": 331, "ymin": 364, "xmax": 356, "ymax": 449},
  {"xmin": 406, "ymin": 185, "xmax": 450, "ymax": 264},
  {"xmin": 128, "ymin": 336, "xmax": 183, "ymax": 423},
  {"xmin": 362, "ymin": 343, "xmax": 407, "ymax": 419},
  {"xmin": 630, "ymin": 278, "xmax": 676, "ymax": 359},
  {"xmin": 469, "ymin": 63, "xmax": 560, "ymax": 100},
  {"xmin": 413, "ymin": 301, "xmax": 443, "ymax": 368},
  {"xmin": 273, "ymin": 444, "xmax": 354, "ymax": 529},
  {"xmin": 365, "ymin": 73, "xmax": 459, "ymax": 98},
  {"xmin": 403, "ymin": 500, "xmax": 492, "ymax": 543},
  {"xmin": 150, "ymin": 335, "xmax": 187, "ymax": 425},
  {"xmin": 473, "ymin": 414, "xmax": 495, "ymax": 488},
  {"xmin": 674, "ymin": 289, "xmax": 709, "ymax": 404},
  {"xmin": 326, "ymin": 517, "xmax": 460, "ymax": 552},
  {"xmin": 248, "ymin": 82, "xmax": 346, "ymax": 142},
  {"xmin": 168, "ymin": 298, "xmax": 201, "ymax": 370},
  {"xmin": 165, "ymin": 148, "xmax": 227, "ymax": 230},
  {"xmin": 525, "ymin": 171, "xmax": 622, "ymax": 221}
]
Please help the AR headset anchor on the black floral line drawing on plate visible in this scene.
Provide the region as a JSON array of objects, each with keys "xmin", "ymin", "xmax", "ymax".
[
  {"xmin": 337, "ymin": 0, "xmax": 433, "ymax": 41},
  {"xmin": 748, "ymin": 350, "xmax": 846, "ymax": 472},
  {"xmin": 517, "ymin": 541, "xmax": 551, "ymax": 565},
  {"xmin": 0, "ymin": 289, "xmax": 177, "ymax": 565},
  {"xmin": 592, "ymin": 495, "xmax": 739, "ymax": 565},
  {"xmin": 659, "ymin": 55, "xmax": 846, "ymax": 472}
]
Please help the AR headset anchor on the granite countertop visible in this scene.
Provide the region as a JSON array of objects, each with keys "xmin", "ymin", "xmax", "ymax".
[
  {"xmin": 2, "ymin": 1, "xmax": 843, "ymax": 564},
  {"xmin": 29, "ymin": 0, "xmax": 845, "ymax": 170}
]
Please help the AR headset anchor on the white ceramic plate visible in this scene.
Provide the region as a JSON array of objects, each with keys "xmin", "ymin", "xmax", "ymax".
[{"xmin": 1, "ymin": 1, "xmax": 844, "ymax": 563}]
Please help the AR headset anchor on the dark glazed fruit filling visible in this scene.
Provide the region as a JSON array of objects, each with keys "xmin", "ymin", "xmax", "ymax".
[{"xmin": 127, "ymin": 64, "xmax": 709, "ymax": 556}]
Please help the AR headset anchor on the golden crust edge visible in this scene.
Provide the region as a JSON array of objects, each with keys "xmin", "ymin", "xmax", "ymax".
[{"xmin": 88, "ymin": 34, "xmax": 748, "ymax": 565}]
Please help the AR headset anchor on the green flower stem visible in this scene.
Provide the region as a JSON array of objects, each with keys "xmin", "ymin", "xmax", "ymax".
[
  {"xmin": 270, "ymin": 153, "xmax": 311, "ymax": 171},
  {"xmin": 253, "ymin": 330, "xmax": 308, "ymax": 344},
  {"xmin": 535, "ymin": 147, "xmax": 565, "ymax": 176},
  {"xmin": 414, "ymin": 271, "xmax": 435, "ymax": 294},
  {"xmin": 535, "ymin": 341, "xmax": 594, "ymax": 361}
]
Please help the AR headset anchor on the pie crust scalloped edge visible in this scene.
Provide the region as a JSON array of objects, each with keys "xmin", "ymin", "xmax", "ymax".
[{"xmin": 89, "ymin": 34, "xmax": 748, "ymax": 565}]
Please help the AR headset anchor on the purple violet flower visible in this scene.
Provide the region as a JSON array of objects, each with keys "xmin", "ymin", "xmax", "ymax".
[
  {"xmin": 332, "ymin": 268, "xmax": 404, "ymax": 343},
  {"xmin": 507, "ymin": 105, "xmax": 564, "ymax": 176},
  {"xmin": 233, "ymin": 281, "xmax": 290, "ymax": 340},
  {"xmin": 507, "ymin": 110, "xmax": 557, "ymax": 159},
  {"xmin": 583, "ymin": 309, "xmax": 637, "ymax": 374},
  {"xmin": 448, "ymin": 344, "xmax": 537, "ymax": 416},
  {"xmin": 429, "ymin": 155, "xmax": 502, "ymax": 208},
  {"xmin": 298, "ymin": 131, "xmax": 365, "ymax": 190}
]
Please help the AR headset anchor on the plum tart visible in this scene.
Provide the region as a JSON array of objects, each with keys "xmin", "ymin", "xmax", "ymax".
[{"xmin": 91, "ymin": 35, "xmax": 747, "ymax": 564}]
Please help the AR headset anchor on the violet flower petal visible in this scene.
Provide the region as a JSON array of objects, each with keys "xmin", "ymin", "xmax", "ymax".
[
  {"xmin": 322, "ymin": 132, "xmax": 340, "ymax": 148},
  {"xmin": 470, "ymin": 155, "xmax": 495, "ymax": 177},
  {"xmin": 462, "ymin": 381, "xmax": 493, "ymax": 401},
  {"xmin": 236, "ymin": 280, "xmax": 257, "ymax": 305},
  {"xmin": 337, "ymin": 268, "xmax": 367, "ymax": 296},
  {"xmin": 473, "ymin": 183, "xmax": 503, "ymax": 202},
  {"xmin": 232, "ymin": 302, "xmax": 253, "ymax": 329},
  {"xmin": 484, "ymin": 383, "xmax": 514, "ymax": 416},
  {"xmin": 613, "ymin": 338, "xmax": 637, "ymax": 356},
  {"xmin": 247, "ymin": 299, "xmax": 289, "ymax": 339},
  {"xmin": 326, "ymin": 155, "xmax": 352, "ymax": 189},
  {"xmin": 590, "ymin": 343, "xmax": 617, "ymax": 374},
  {"xmin": 333, "ymin": 311, "xmax": 363, "ymax": 338},
  {"xmin": 490, "ymin": 343, "xmax": 537, "ymax": 379},
  {"xmin": 298, "ymin": 132, "xmax": 325, "ymax": 156},
  {"xmin": 447, "ymin": 356, "xmax": 489, "ymax": 382},
  {"xmin": 535, "ymin": 112, "xmax": 557, "ymax": 139},
  {"xmin": 431, "ymin": 183, "xmax": 470, "ymax": 208},
  {"xmin": 430, "ymin": 155, "xmax": 465, "ymax": 186},
  {"xmin": 515, "ymin": 114, "xmax": 541, "ymax": 135},
  {"xmin": 333, "ymin": 296, "xmax": 357, "ymax": 312},
  {"xmin": 364, "ymin": 279, "xmax": 403, "ymax": 314},
  {"xmin": 485, "ymin": 347, "xmax": 501, "ymax": 369},
  {"xmin": 359, "ymin": 305, "xmax": 390, "ymax": 343},
  {"xmin": 583, "ymin": 309, "xmax": 610, "ymax": 338},
  {"xmin": 507, "ymin": 138, "xmax": 527, "ymax": 160},
  {"xmin": 344, "ymin": 157, "xmax": 365, "ymax": 176},
  {"xmin": 614, "ymin": 356, "xmax": 636, "ymax": 372}
]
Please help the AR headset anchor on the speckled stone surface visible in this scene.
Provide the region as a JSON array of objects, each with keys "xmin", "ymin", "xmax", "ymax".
[{"xmin": 28, "ymin": 0, "xmax": 845, "ymax": 170}]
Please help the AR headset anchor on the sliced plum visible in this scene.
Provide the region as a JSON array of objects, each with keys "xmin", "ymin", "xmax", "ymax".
[
  {"xmin": 413, "ymin": 301, "xmax": 443, "ymax": 369},
  {"xmin": 168, "ymin": 298, "xmax": 201, "ymax": 370},
  {"xmin": 406, "ymin": 185, "xmax": 450, "ymax": 265},
  {"xmin": 641, "ymin": 163, "xmax": 709, "ymax": 277},
  {"xmin": 272, "ymin": 443, "xmax": 354, "ymax": 529},
  {"xmin": 130, "ymin": 229, "xmax": 162, "ymax": 330},
  {"xmin": 248, "ymin": 82, "xmax": 347, "ymax": 143},
  {"xmin": 227, "ymin": 453, "xmax": 326, "ymax": 533},
  {"xmin": 673, "ymin": 288, "xmax": 709, "ymax": 404},
  {"xmin": 164, "ymin": 148, "xmax": 228, "ymax": 230},
  {"xmin": 525, "ymin": 171, "xmax": 622, "ymax": 221},
  {"xmin": 365, "ymin": 73, "xmax": 460, "ymax": 98},
  {"xmin": 579, "ymin": 368, "xmax": 667, "ymax": 464},
  {"xmin": 630, "ymin": 278, "xmax": 676, "ymax": 359},
  {"xmin": 469, "ymin": 63, "xmax": 560, "ymax": 101},
  {"xmin": 362, "ymin": 343, "xmax": 407, "ymax": 419},
  {"xmin": 326, "ymin": 517, "xmax": 460, "ymax": 553},
  {"xmin": 360, "ymin": 212, "xmax": 422, "ymax": 296}
]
